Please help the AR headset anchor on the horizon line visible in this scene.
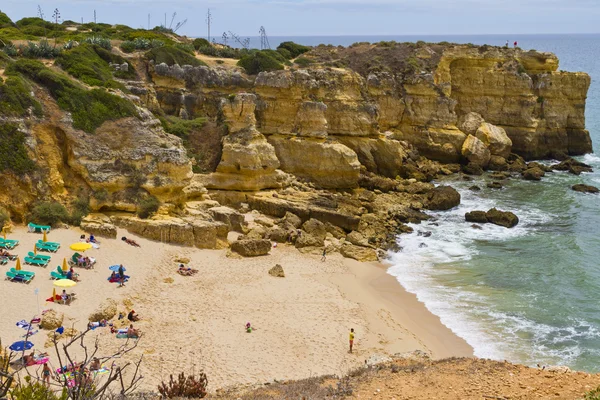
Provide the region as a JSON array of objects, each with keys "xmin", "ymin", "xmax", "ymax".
[{"xmin": 190, "ymin": 32, "xmax": 600, "ymax": 38}]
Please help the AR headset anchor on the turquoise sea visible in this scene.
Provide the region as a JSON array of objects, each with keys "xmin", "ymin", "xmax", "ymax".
[{"xmin": 254, "ymin": 34, "xmax": 600, "ymax": 370}]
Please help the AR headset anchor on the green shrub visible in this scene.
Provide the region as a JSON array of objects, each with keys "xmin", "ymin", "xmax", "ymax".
[
  {"xmin": 192, "ymin": 38, "xmax": 211, "ymax": 50},
  {"xmin": 29, "ymin": 201, "xmax": 70, "ymax": 226},
  {"xmin": 277, "ymin": 41, "xmax": 310, "ymax": 58},
  {"xmin": 9, "ymin": 59, "xmax": 137, "ymax": 133},
  {"xmin": 585, "ymin": 386, "xmax": 600, "ymax": 400},
  {"xmin": 0, "ymin": 11, "xmax": 14, "ymax": 28},
  {"xmin": 237, "ymin": 51, "xmax": 284, "ymax": 75},
  {"xmin": 146, "ymin": 46, "xmax": 205, "ymax": 67},
  {"xmin": 260, "ymin": 49, "xmax": 287, "ymax": 63},
  {"xmin": 160, "ymin": 116, "xmax": 206, "ymax": 140},
  {"xmin": 19, "ymin": 39, "xmax": 61, "ymax": 58},
  {"xmin": 294, "ymin": 57, "xmax": 313, "ymax": 67},
  {"xmin": 276, "ymin": 47, "xmax": 292, "ymax": 59},
  {"xmin": 92, "ymin": 188, "xmax": 109, "ymax": 201},
  {"xmin": 137, "ymin": 196, "xmax": 160, "ymax": 219},
  {"xmin": 120, "ymin": 37, "xmax": 164, "ymax": 53},
  {"xmin": 82, "ymin": 35, "xmax": 112, "ymax": 50},
  {"xmin": 69, "ymin": 195, "xmax": 90, "ymax": 225},
  {"xmin": 0, "ymin": 75, "xmax": 43, "ymax": 117},
  {"xmin": 175, "ymin": 43, "xmax": 195, "ymax": 55},
  {"xmin": 9, "ymin": 376, "xmax": 68, "ymax": 400},
  {"xmin": 0, "ymin": 123, "xmax": 36, "ymax": 175},
  {"xmin": 119, "ymin": 40, "xmax": 135, "ymax": 53}
]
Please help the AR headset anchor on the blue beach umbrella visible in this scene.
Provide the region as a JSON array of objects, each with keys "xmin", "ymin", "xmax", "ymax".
[
  {"xmin": 9, "ymin": 340, "xmax": 34, "ymax": 352},
  {"xmin": 109, "ymin": 265, "xmax": 125, "ymax": 272}
]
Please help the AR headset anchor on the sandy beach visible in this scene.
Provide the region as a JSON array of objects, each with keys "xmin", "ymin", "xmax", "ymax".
[{"xmin": 0, "ymin": 223, "xmax": 471, "ymax": 392}]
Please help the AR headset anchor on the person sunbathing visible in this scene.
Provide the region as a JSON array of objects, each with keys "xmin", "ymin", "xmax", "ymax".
[
  {"xmin": 77, "ymin": 256, "xmax": 86, "ymax": 268},
  {"xmin": 121, "ymin": 237, "xmax": 140, "ymax": 247},
  {"xmin": 178, "ymin": 264, "xmax": 198, "ymax": 276},
  {"xmin": 23, "ymin": 352, "xmax": 35, "ymax": 366},
  {"xmin": 0, "ymin": 249, "xmax": 16, "ymax": 259},
  {"xmin": 127, "ymin": 310, "xmax": 140, "ymax": 322},
  {"xmin": 89, "ymin": 234, "xmax": 99, "ymax": 244},
  {"xmin": 126, "ymin": 324, "xmax": 139, "ymax": 338}
]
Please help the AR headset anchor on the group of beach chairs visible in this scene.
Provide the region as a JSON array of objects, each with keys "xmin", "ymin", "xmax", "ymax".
[
  {"xmin": 6, "ymin": 268, "xmax": 35, "ymax": 283},
  {"xmin": 36, "ymin": 240, "xmax": 61, "ymax": 253},
  {"xmin": 4, "ymin": 223, "xmax": 57, "ymax": 284},
  {"xmin": 0, "ymin": 237, "xmax": 19, "ymax": 250}
]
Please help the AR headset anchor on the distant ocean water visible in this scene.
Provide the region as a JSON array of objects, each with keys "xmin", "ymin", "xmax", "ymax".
[{"xmin": 240, "ymin": 34, "xmax": 600, "ymax": 370}]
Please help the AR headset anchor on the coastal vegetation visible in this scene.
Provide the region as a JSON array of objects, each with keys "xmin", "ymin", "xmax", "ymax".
[
  {"xmin": 0, "ymin": 74, "xmax": 43, "ymax": 117},
  {"xmin": 145, "ymin": 46, "xmax": 205, "ymax": 67},
  {"xmin": 0, "ymin": 124, "xmax": 36, "ymax": 175}
]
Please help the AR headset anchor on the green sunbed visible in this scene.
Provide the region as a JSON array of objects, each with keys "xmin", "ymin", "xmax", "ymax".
[
  {"xmin": 37, "ymin": 239, "xmax": 60, "ymax": 248},
  {"xmin": 24, "ymin": 257, "xmax": 49, "ymax": 267},
  {"xmin": 6, "ymin": 271, "xmax": 34, "ymax": 283},
  {"xmin": 36, "ymin": 242, "xmax": 59, "ymax": 253},
  {"xmin": 0, "ymin": 241, "xmax": 16, "ymax": 250},
  {"xmin": 10, "ymin": 268, "xmax": 35, "ymax": 278},
  {"xmin": 28, "ymin": 223, "xmax": 51, "ymax": 233},
  {"xmin": 27, "ymin": 252, "xmax": 51, "ymax": 262},
  {"xmin": 0, "ymin": 257, "xmax": 7, "ymax": 265},
  {"xmin": 50, "ymin": 270, "xmax": 67, "ymax": 280},
  {"xmin": 0, "ymin": 238, "xmax": 19, "ymax": 247}
]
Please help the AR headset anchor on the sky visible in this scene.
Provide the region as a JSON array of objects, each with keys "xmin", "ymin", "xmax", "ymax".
[{"xmin": 1, "ymin": 0, "xmax": 599, "ymax": 37}]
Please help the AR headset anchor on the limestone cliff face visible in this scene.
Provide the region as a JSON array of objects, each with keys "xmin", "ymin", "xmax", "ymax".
[{"xmin": 150, "ymin": 46, "xmax": 591, "ymax": 168}]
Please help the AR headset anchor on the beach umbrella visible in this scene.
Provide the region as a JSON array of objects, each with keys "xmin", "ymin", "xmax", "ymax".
[
  {"xmin": 33, "ymin": 244, "xmax": 37, "ymax": 255},
  {"xmin": 52, "ymin": 287, "xmax": 56, "ymax": 299},
  {"xmin": 43, "ymin": 231, "xmax": 48, "ymax": 243},
  {"xmin": 15, "ymin": 258, "xmax": 21, "ymax": 271},
  {"xmin": 109, "ymin": 265, "xmax": 125, "ymax": 272},
  {"xmin": 70, "ymin": 243, "xmax": 92, "ymax": 252},
  {"xmin": 53, "ymin": 279, "xmax": 76, "ymax": 288},
  {"xmin": 9, "ymin": 341, "xmax": 34, "ymax": 352},
  {"xmin": 62, "ymin": 258, "xmax": 68, "ymax": 273}
]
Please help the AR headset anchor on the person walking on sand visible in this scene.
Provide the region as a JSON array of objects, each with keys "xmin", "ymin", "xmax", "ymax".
[
  {"xmin": 321, "ymin": 248, "xmax": 327, "ymax": 262},
  {"xmin": 42, "ymin": 363, "xmax": 51, "ymax": 386},
  {"xmin": 349, "ymin": 328, "xmax": 355, "ymax": 353},
  {"xmin": 118, "ymin": 264, "xmax": 125, "ymax": 287}
]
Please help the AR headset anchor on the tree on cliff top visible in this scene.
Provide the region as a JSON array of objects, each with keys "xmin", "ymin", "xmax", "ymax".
[
  {"xmin": 237, "ymin": 51, "xmax": 284, "ymax": 75},
  {"xmin": 277, "ymin": 41, "xmax": 310, "ymax": 59}
]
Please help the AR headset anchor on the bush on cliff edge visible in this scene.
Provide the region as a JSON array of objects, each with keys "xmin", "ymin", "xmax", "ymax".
[
  {"xmin": 237, "ymin": 51, "xmax": 284, "ymax": 75},
  {"xmin": 137, "ymin": 196, "xmax": 160, "ymax": 219},
  {"xmin": 0, "ymin": 124, "xmax": 36, "ymax": 175}
]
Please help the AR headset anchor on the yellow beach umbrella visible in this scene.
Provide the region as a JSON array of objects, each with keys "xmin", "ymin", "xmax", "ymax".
[
  {"xmin": 70, "ymin": 243, "xmax": 92, "ymax": 252},
  {"xmin": 62, "ymin": 258, "xmax": 68, "ymax": 274},
  {"xmin": 43, "ymin": 231, "xmax": 48, "ymax": 243},
  {"xmin": 15, "ymin": 258, "xmax": 21, "ymax": 271},
  {"xmin": 33, "ymin": 244, "xmax": 37, "ymax": 255},
  {"xmin": 53, "ymin": 279, "xmax": 76, "ymax": 288},
  {"xmin": 52, "ymin": 287, "xmax": 56, "ymax": 299}
]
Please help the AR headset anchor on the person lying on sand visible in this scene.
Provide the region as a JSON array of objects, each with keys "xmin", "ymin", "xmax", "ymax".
[
  {"xmin": 23, "ymin": 352, "xmax": 35, "ymax": 366},
  {"xmin": 127, "ymin": 324, "xmax": 139, "ymax": 338},
  {"xmin": 89, "ymin": 234, "xmax": 99, "ymax": 244},
  {"xmin": 127, "ymin": 310, "xmax": 140, "ymax": 322},
  {"xmin": 177, "ymin": 264, "xmax": 198, "ymax": 276},
  {"xmin": 121, "ymin": 237, "xmax": 140, "ymax": 247},
  {"xmin": 0, "ymin": 249, "xmax": 17, "ymax": 259}
]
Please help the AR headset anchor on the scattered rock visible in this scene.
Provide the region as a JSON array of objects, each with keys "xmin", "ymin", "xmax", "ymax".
[
  {"xmin": 527, "ymin": 162, "xmax": 552, "ymax": 173},
  {"xmin": 267, "ymin": 227, "xmax": 290, "ymax": 243},
  {"xmin": 469, "ymin": 185, "xmax": 481, "ymax": 192},
  {"xmin": 425, "ymin": 186, "xmax": 461, "ymax": 211},
  {"xmin": 489, "ymin": 171, "xmax": 511, "ymax": 180},
  {"xmin": 507, "ymin": 153, "xmax": 527, "ymax": 173},
  {"xmin": 572, "ymin": 184, "xmax": 599, "ymax": 193},
  {"xmin": 461, "ymin": 134, "xmax": 490, "ymax": 168},
  {"xmin": 465, "ymin": 211, "xmax": 488, "ymax": 223},
  {"xmin": 295, "ymin": 232, "xmax": 325, "ymax": 248},
  {"xmin": 268, "ymin": 264, "xmax": 285, "ymax": 278},
  {"xmin": 486, "ymin": 208, "xmax": 519, "ymax": 228},
  {"xmin": 280, "ymin": 211, "xmax": 303, "ymax": 229},
  {"xmin": 471, "ymin": 224, "xmax": 483, "ymax": 230},
  {"xmin": 231, "ymin": 239, "xmax": 271, "ymax": 257},
  {"xmin": 552, "ymin": 158, "xmax": 593, "ymax": 175},
  {"xmin": 174, "ymin": 257, "xmax": 190, "ymax": 264},
  {"xmin": 209, "ymin": 206, "xmax": 246, "ymax": 232},
  {"xmin": 475, "ymin": 123, "xmax": 512, "ymax": 159},
  {"xmin": 340, "ymin": 243, "xmax": 378, "ymax": 262},
  {"xmin": 302, "ymin": 218, "xmax": 327, "ymax": 240},
  {"xmin": 522, "ymin": 167, "xmax": 545, "ymax": 181},
  {"xmin": 487, "ymin": 181, "xmax": 503, "ymax": 189},
  {"xmin": 254, "ymin": 216, "xmax": 274, "ymax": 228},
  {"xmin": 462, "ymin": 163, "xmax": 484, "ymax": 176},
  {"xmin": 40, "ymin": 310, "xmax": 64, "ymax": 330},
  {"xmin": 457, "ymin": 112, "xmax": 485, "ymax": 135},
  {"xmin": 488, "ymin": 155, "xmax": 508, "ymax": 171},
  {"xmin": 80, "ymin": 214, "xmax": 117, "ymax": 239},
  {"xmin": 89, "ymin": 299, "xmax": 118, "ymax": 322},
  {"xmin": 346, "ymin": 231, "xmax": 373, "ymax": 248}
]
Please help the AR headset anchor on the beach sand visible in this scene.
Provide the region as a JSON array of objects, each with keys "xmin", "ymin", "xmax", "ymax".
[{"xmin": 0, "ymin": 224, "xmax": 471, "ymax": 392}]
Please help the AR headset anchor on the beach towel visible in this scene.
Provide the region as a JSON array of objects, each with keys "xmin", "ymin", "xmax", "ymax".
[
  {"xmin": 117, "ymin": 328, "xmax": 128, "ymax": 334},
  {"xmin": 16, "ymin": 320, "xmax": 31, "ymax": 330},
  {"xmin": 34, "ymin": 356, "xmax": 48, "ymax": 365},
  {"xmin": 116, "ymin": 333, "xmax": 138, "ymax": 339},
  {"xmin": 22, "ymin": 330, "xmax": 38, "ymax": 338}
]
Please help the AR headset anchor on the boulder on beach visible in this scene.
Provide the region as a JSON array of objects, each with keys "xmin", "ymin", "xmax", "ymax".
[
  {"xmin": 231, "ymin": 239, "xmax": 271, "ymax": 257},
  {"xmin": 268, "ymin": 264, "xmax": 285, "ymax": 278},
  {"xmin": 40, "ymin": 310, "xmax": 64, "ymax": 330},
  {"xmin": 89, "ymin": 299, "xmax": 118, "ymax": 322},
  {"xmin": 572, "ymin": 184, "xmax": 599, "ymax": 194},
  {"xmin": 486, "ymin": 208, "xmax": 519, "ymax": 228},
  {"xmin": 340, "ymin": 243, "xmax": 378, "ymax": 262},
  {"xmin": 425, "ymin": 186, "xmax": 461, "ymax": 211}
]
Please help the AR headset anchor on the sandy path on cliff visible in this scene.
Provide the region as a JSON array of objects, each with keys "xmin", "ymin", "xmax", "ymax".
[{"xmin": 0, "ymin": 225, "xmax": 470, "ymax": 392}]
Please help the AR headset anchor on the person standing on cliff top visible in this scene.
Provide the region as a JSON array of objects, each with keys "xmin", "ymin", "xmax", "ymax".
[
  {"xmin": 514, "ymin": 41, "xmax": 518, "ymax": 48},
  {"xmin": 349, "ymin": 328, "xmax": 355, "ymax": 353},
  {"xmin": 505, "ymin": 40, "xmax": 509, "ymax": 48}
]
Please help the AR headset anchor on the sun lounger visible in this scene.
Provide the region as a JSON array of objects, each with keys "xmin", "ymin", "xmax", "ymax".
[
  {"xmin": 50, "ymin": 270, "xmax": 67, "ymax": 280},
  {"xmin": 0, "ymin": 241, "xmax": 16, "ymax": 250},
  {"xmin": 36, "ymin": 242, "xmax": 59, "ymax": 253},
  {"xmin": 68, "ymin": 253, "xmax": 96, "ymax": 269},
  {"xmin": 0, "ymin": 257, "xmax": 7, "ymax": 265},
  {"xmin": 36, "ymin": 239, "xmax": 60, "ymax": 248},
  {"xmin": 28, "ymin": 223, "xmax": 51, "ymax": 233},
  {"xmin": 10, "ymin": 268, "xmax": 35, "ymax": 279},
  {"xmin": 24, "ymin": 257, "xmax": 49, "ymax": 267},
  {"xmin": 0, "ymin": 238, "xmax": 19, "ymax": 247},
  {"xmin": 27, "ymin": 252, "xmax": 51, "ymax": 262},
  {"xmin": 6, "ymin": 271, "xmax": 34, "ymax": 284}
]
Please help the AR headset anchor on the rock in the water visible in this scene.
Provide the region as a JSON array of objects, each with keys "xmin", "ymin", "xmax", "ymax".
[
  {"xmin": 268, "ymin": 264, "xmax": 285, "ymax": 278},
  {"xmin": 471, "ymin": 224, "xmax": 483, "ymax": 230},
  {"xmin": 487, "ymin": 181, "xmax": 503, "ymax": 189},
  {"xmin": 572, "ymin": 184, "xmax": 599, "ymax": 193},
  {"xmin": 462, "ymin": 163, "xmax": 484, "ymax": 176},
  {"xmin": 89, "ymin": 299, "xmax": 118, "ymax": 322},
  {"xmin": 461, "ymin": 134, "xmax": 490, "ymax": 168},
  {"xmin": 527, "ymin": 162, "xmax": 553, "ymax": 173},
  {"xmin": 465, "ymin": 211, "xmax": 488, "ymax": 223},
  {"xmin": 485, "ymin": 208, "xmax": 519, "ymax": 228},
  {"xmin": 490, "ymin": 171, "xmax": 511, "ymax": 180},
  {"xmin": 475, "ymin": 123, "xmax": 512, "ymax": 159},
  {"xmin": 425, "ymin": 186, "xmax": 461, "ymax": 211},
  {"xmin": 552, "ymin": 158, "xmax": 594, "ymax": 175},
  {"xmin": 469, "ymin": 185, "xmax": 481, "ymax": 192},
  {"xmin": 522, "ymin": 167, "xmax": 545, "ymax": 181},
  {"xmin": 40, "ymin": 310, "xmax": 64, "ymax": 330},
  {"xmin": 488, "ymin": 155, "xmax": 508, "ymax": 171},
  {"xmin": 340, "ymin": 243, "xmax": 378, "ymax": 262},
  {"xmin": 458, "ymin": 112, "xmax": 485, "ymax": 135},
  {"xmin": 507, "ymin": 153, "xmax": 527, "ymax": 173},
  {"xmin": 231, "ymin": 239, "xmax": 271, "ymax": 257}
]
